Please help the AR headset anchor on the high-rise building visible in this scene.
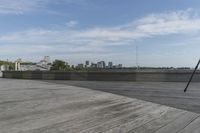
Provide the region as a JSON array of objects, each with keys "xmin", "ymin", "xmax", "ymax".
[
  {"xmin": 102, "ymin": 61, "xmax": 106, "ymax": 68},
  {"xmin": 97, "ymin": 61, "xmax": 106, "ymax": 68},
  {"xmin": 108, "ymin": 62, "xmax": 113, "ymax": 68},
  {"xmin": 85, "ymin": 61, "xmax": 89, "ymax": 65},
  {"xmin": 85, "ymin": 60, "xmax": 90, "ymax": 68}
]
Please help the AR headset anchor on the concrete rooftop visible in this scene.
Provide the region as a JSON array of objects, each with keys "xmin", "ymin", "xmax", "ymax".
[
  {"xmin": 47, "ymin": 80, "xmax": 200, "ymax": 114},
  {"xmin": 0, "ymin": 79, "xmax": 200, "ymax": 133}
]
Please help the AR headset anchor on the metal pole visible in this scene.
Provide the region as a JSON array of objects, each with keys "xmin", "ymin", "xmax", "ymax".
[
  {"xmin": 184, "ymin": 59, "xmax": 200, "ymax": 92},
  {"xmin": 136, "ymin": 45, "xmax": 139, "ymax": 69}
]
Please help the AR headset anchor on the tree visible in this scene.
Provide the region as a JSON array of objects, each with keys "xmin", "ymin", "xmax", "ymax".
[
  {"xmin": 0, "ymin": 60, "xmax": 14, "ymax": 70},
  {"xmin": 50, "ymin": 60, "xmax": 71, "ymax": 71}
]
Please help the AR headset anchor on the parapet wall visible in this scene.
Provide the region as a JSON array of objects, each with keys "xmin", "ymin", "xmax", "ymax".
[{"xmin": 2, "ymin": 70, "xmax": 200, "ymax": 82}]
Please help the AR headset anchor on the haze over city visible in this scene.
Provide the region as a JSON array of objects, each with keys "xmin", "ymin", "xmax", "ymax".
[{"xmin": 0, "ymin": 0, "xmax": 200, "ymax": 67}]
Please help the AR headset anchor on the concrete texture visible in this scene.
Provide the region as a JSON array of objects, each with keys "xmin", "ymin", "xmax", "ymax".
[
  {"xmin": 1, "ymin": 78, "xmax": 200, "ymax": 133},
  {"xmin": 46, "ymin": 80, "xmax": 200, "ymax": 114}
]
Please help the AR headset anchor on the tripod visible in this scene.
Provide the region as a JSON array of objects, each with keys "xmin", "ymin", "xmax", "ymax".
[{"xmin": 184, "ymin": 59, "xmax": 200, "ymax": 92}]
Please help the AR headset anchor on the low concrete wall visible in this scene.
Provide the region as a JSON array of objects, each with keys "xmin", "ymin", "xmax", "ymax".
[
  {"xmin": 2, "ymin": 70, "xmax": 200, "ymax": 82},
  {"xmin": 0, "ymin": 71, "xmax": 2, "ymax": 78}
]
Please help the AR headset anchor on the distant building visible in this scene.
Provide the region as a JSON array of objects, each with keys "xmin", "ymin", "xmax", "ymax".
[
  {"xmin": 0, "ymin": 65, "xmax": 9, "ymax": 71},
  {"xmin": 91, "ymin": 63, "xmax": 97, "ymax": 68},
  {"xmin": 77, "ymin": 64, "xmax": 84, "ymax": 69},
  {"xmin": 85, "ymin": 61, "xmax": 90, "ymax": 68},
  {"xmin": 15, "ymin": 57, "xmax": 52, "ymax": 71},
  {"xmin": 15, "ymin": 58, "xmax": 22, "ymax": 71},
  {"xmin": 118, "ymin": 64, "xmax": 123, "ymax": 69},
  {"xmin": 37, "ymin": 56, "xmax": 52, "ymax": 70},
  {"xmin": 108, "ymin": 62, "xmax": 113, "ymax": 69},
  {"xmin": 113, "ymin": 64, "xmax": 123, "ymax": 69},
  {"xmin": 20, "ymin": 63, "xmax": 48, "ymax": 71},
  {"xmin": 85, "ymin": 61, "xmax": 89, "ymax": 65},
  {"xmin": 97, "ymin": 61, "xmax": 106, "ymax": 69},
  {"xmin": 44, "ymin": 56, "xmax": 51, "ymax": 64}
]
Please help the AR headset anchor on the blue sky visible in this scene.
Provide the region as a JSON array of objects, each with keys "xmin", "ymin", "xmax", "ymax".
[{"xmin": 1, "ymin": 0, "xmax": 200, "ymax": 67}]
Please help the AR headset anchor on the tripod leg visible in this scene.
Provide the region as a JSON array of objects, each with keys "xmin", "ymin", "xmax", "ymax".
[{"xmin": 184, "ymin": 59, "xmax": 200, "ymax": 92}]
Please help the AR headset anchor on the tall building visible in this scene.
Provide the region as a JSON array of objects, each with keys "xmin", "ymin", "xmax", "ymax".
[
  {"xmin": 102, "ymin": 61, "xmax": 106, "ymax": 68},
  {"xmin": 85, "ymin": 60, "xmax": 90, "ymax": 68},
  {"xmin": 85, "ymin": 61, "xmax": 89, "ymax": 65},
  {"xmin": 15, "ymin": 58, "xmax": 22, "ymax": 71},
  {"xmin": 108, "ymin": 62, "xmax": 113, "ymax": 68},
  {"xmin": 97, "ymin": 61, "xmax": 106, "ymax": 69}
]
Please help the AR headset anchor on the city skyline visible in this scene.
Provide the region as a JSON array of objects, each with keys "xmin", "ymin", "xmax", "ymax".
[
  {"xmin": 1, "ymin": 1, "xmax": 200, "ymax": 67},
  {"xmin": 1, "ymin": 57, "xmax": 194, "ymax": 69},
  {"xmin": 13, "ymin": 57, "xmax": 124, "ymax": 69}
]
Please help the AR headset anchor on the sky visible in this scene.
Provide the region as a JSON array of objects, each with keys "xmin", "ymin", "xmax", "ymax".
[{"xmin": 1, "ymin": 0, "xmax": 200, "ymax": 67}]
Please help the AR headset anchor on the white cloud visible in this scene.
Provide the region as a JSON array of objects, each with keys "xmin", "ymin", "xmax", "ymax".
[
  {"xmin": 0, "ymin": 0, "xmax": 90, "ymax": 15},
  {"xmin": 65, "ymin": 21, "xmax": 78, "ymax": 28},
  {"xmin": 1, "ymin": 9, "xmax": 200, "ymax": 65},
  {"xmin": 134, "ymin": 9, "xmax": 200, "ymax": 35},
  {"xmin": 0, "ymin": 0, "xmax": 47, "ymax": 15},
  {"xmin": 1, "ymin": 9, "xmax": 200, "ymax": 44},
  {"xmin": 69, "ymin": 9, "xmax": 200, "ymax": 43}
]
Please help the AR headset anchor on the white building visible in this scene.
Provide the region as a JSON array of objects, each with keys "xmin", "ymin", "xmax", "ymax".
[
  {"xmin": 44, "ymin": 56, "xmax": 51, "ymax": 64},
  {"xmin": 0, "ymin": 65, "xmax": 9, "ymax": 71},
  {"xmin": 15, "ymin": 59, "xmax": 22, "ymax": 71},
  {"xmin": 15, "ymin": 56, "xmax": 52, "ymax": 71},
  {"xmin": 0, "ymin": 65, "xmax": 9, "ymax": 77}
]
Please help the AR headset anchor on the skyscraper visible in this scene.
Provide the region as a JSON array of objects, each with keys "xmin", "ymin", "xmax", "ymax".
[
  {"xmin": 85, "ymin": 60, "xmax": 90, "ymax": 68},
  {"xmin": 108, "ymin": 62, "xmax": 113, "ymax": 69},
  {"xmin": 97, "ymin": 61, "xmax": 106, "ymax": 68}
]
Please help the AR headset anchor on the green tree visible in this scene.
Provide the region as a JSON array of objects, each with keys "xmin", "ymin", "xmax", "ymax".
[{"xmin": 50, "ymin": 60, "xmax": 72, "ymax": 71}]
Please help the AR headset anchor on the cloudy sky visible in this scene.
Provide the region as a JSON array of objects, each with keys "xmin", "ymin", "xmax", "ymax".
[{"xmin": 0, "ymin": 0, "xmax": 200, "ymax": 67}]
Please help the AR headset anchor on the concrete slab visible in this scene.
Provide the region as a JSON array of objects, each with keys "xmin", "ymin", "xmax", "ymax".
[{"xmin": 0, "ymin": 79, "xmax": 200, "ymax": 133}]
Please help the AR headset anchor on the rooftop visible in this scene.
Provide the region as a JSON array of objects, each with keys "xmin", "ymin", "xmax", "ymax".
[{"xmin": 0, "ymin": 79, "xmax": 200, "ymax": 133}]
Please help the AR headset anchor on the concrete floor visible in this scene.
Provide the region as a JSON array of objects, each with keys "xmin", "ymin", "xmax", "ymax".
[{"xmin": 46, "ymin": 80, "xmax": 200, "ymax": 114}]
